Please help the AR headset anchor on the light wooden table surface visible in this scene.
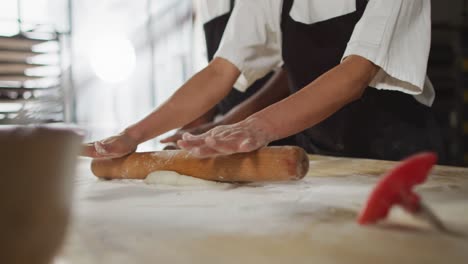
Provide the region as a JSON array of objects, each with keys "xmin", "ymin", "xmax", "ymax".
[{"xmin": 57, "ymin": 156, "xmax": 468, "ymax": 264}]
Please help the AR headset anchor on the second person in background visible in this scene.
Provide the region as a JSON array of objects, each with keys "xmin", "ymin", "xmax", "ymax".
[{"xmin": 160, "ymin": 0, "xmax": 293, "ymax": 148}]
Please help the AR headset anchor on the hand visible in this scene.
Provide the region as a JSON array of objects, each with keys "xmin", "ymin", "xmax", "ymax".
[
  {"xmin": 81, "ymin": 130, "xmax": 138, "ymax": 159},
  {"xmin": 160, "ymin": 122, "xmax": 218, "ymax": 146},
  {"xmin": 162, "ymin": 142, "xmax": 179, "ymax": 150},
  {"xmin": 177, "ymin": 117, "xmax": 277, "ymax": 158}
]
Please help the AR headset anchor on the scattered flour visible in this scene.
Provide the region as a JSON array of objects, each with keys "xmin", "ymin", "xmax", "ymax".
[
  {"xmin": 144, "ymin": 170, "xmax": 232, "ymax": 187},
  {"xmin": 94, "ymin": 141, "xmax": 107, "ymax": 155}
]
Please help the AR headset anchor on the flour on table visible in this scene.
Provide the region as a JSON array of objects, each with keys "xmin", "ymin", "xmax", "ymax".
[{"xmin": 144, "ymin": 171, "xmax": 232, "ymax": 187}]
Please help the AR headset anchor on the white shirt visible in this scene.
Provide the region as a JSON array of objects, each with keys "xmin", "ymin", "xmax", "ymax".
[
  {"xmin": 213, "ymin": 0, "xmax": 435, "ymax": 106},
  {"xmin": 198, "ymin": 0, "xmax": 233, "ymax": 25}
]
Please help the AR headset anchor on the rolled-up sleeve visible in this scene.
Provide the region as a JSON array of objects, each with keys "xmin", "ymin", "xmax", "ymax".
[
  {"xmin": 342, "ymin": 0, "xmax": 433, "ymax": 104},
  {"xmin": 214, "ymin": 0, "xmax": 283, "ymax": 92}
]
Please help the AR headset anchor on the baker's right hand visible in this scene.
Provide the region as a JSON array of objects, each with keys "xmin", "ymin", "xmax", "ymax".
[{"xmin": 81, "ymin": 131, "xmax": 138, "ymax": 159}]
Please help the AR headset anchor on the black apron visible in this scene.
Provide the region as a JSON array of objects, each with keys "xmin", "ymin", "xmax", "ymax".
[
  {"xmin": 281, "ymin": 0, "xmax": 445, "ymax": 161},
  {"xmin": 203, "ymin": 0, "xmax": 274, "ymax": 115},
  {"xmin": 203, "ymin": 0, "xmax": 297, "ymax": 147}
]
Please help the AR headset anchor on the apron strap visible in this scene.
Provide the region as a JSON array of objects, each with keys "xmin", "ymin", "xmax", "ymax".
[
  {"xmin": 356, "ymin": 0, "xmax": 368, "ymax": 11},
  {"xmin": 280, "ymin": 0, "xmax": 294, "ymax": 31},
  {"xmin": 229, "ymin": 0, "xmax": 235, "ymax": 11}
]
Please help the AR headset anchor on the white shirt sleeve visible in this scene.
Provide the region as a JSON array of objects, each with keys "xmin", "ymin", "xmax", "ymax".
[
  {"xmin": 342, "ymin": 0, "xmax": 435, "ymax": 106},
  {"xmin": 198, "ymin": 0, "xmax": 231, "ymax": 25},
  {"xmin": 214, "ymin": 0, "xmax": 283, "ymax": 92}
]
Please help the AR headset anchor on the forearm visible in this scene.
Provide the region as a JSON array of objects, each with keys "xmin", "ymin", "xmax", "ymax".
[
  {"xmin": 249, "ymin": 55, "xmax": 379, "ymax": 140},
  {"xmin": 126, "ymin": 58, "xmax": 240, "ymax": 144},
  {"xmin": 181, "ymin": 107, "xmax": 218, "ymax": 129},
  {"xmin": 219, "ymin": 69, "xmax": 290, "ymax": 125}
]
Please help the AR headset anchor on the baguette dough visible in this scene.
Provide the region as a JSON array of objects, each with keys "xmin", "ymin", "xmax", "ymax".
[{"xmin": 144, "ymin": 171, "xmax": 231, "ymax": 187}]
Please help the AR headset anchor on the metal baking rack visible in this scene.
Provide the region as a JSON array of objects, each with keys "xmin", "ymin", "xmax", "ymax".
[{"xmin": 0, "ymin": 28, "xmax": 66, "ymax": 124}]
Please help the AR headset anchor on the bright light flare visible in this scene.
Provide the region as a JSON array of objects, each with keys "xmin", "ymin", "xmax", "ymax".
[{"xmin": 88, "ymin": 36, "xmax": 136, "ymax": 83}]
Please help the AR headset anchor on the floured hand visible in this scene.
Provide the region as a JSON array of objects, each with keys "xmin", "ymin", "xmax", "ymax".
[
  {"xmin": 177, "ymin": 117, "xmax": 277, "ymax": 158},
  {"xmin": 81, "ymin": 131, "xmax": 138, "ymax": 159},
  {"xmin": 160, "ymin": 122, "xmax": 218, "ymax": 147}
]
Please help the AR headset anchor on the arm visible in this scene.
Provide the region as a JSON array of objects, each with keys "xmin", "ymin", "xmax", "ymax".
[
  {"xmin": 178, "ymin": 55, "xmax": 379, "ymax": 156},
  {"xmin": 219, "ymin": 68, "xmax": 290, "ymax": 125},
  {"xmin": 181, "ymin": 107, "xmax": 218, "ymax": 129},
  {"xmin": 127, "ymin": 58, "xmax": 240, "ymax": 142},
  {"xmin": 160, "ymin": 68, "xmax": 290, "ymax": 144},
  {"xmin": 249, "ymin": 55, "xmax": 378, "ymax": 140},
  {"xmin": 81, "ymin": 58, "xmax": 240, "ymax": 158}
]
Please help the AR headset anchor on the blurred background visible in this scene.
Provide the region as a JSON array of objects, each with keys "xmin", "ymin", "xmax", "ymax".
[{"xmin": 0, "ymin": 0, "xmax": 466, "ymax": 166}]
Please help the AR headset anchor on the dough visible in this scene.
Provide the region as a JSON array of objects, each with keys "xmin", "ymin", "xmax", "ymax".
[{"xmin": 144, "ymin": 171, "xmax": 232, "ymax": 187}]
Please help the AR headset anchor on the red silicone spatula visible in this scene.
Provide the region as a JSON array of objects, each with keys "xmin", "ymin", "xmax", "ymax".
[{"xmin": 358, "ymin": 152, "xmax": 449, "ymax": 232}]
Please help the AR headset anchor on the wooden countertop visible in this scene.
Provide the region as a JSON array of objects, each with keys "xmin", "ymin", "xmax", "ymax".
[{"xmin": 57, "ymin": 156, "xmax": 468, "ymax": 264}]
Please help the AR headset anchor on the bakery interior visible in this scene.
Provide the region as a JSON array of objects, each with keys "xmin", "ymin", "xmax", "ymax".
[{"xmin": 0, "ymin": 0, "xmax": 468, "ymax": 263}]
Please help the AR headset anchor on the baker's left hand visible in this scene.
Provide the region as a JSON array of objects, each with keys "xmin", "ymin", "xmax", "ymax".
[{"xmin": 177, "ymin": 117, "xmax": 277, "ymax": 157}]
